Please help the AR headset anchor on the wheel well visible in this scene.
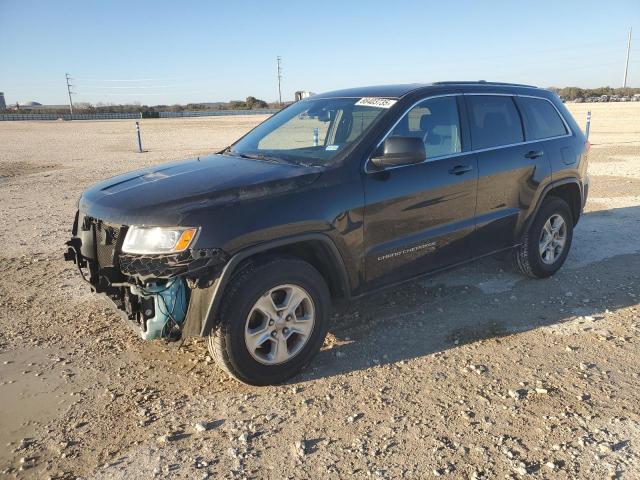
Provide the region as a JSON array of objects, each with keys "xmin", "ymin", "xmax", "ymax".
[
  {"xmin": 546, "ymin": 183, "xmax": 581, "ymax": 225},
  {"xmin": 234, "ymin": 240, "xmax": 349, "ymax": 301}
]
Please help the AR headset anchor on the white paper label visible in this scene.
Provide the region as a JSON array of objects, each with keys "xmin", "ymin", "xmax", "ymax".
[{"xmin": 355, "ymin": 97, "xmax": 397, "ymax": 109}]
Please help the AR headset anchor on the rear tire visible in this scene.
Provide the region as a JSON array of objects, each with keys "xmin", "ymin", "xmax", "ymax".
[
  {"xmin": 514, "ymin": 196, "xmax": 573, "ymax": 278},
  {"xmin": 208, "ymin": 256, "xmax": 330, "ymax": 385}
]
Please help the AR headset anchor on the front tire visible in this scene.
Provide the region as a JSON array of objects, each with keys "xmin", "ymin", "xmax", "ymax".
[
  {"xmin": 514, "ymin": 196, "xmax": 574, "ymax": 278},
  {"xmin": 208, "ymin": 256, "xmax": 330, "ymax": 385}
]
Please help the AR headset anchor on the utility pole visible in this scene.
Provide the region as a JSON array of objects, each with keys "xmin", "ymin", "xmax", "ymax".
[
  {"xmin": 65, "ymin": 73, "xmax": 75, "ymax": 116},
  {"xmin": 623, "ymin": 27, "xmax": 632, "ymax": 88},
  {"xmin": 276, "ymin": 56, "xmax": 283, "ymax": 106}
]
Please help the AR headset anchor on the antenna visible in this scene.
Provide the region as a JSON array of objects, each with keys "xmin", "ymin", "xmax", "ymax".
[
  {"xmin": 65, "ymin": 73, "xmax": 75, "ymax": 115},
  {"xmin": 276, "ymin": 56, "xmax": 283, "ymax": 106},
  {"xmin": 623, "ymin": 27, "xmax": 632, "ymax": 88}
]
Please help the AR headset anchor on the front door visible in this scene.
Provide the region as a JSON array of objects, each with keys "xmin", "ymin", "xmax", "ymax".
[{"xmin": 363, "ymin": 95, "xmax": 478, "ymax": 289}]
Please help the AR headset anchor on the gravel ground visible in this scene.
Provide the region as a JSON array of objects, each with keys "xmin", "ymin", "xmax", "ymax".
[{"xmin": 0, "ymin": 105, "xmax": 639, "ymax": 479}]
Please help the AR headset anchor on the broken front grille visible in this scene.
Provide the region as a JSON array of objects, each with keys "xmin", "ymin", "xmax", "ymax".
[{"xmin": 92, "ymin": 220, "xmax": 125, "ymax": 268}]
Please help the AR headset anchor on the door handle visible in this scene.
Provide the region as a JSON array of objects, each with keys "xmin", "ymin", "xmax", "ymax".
[
  {"xmin": 448, "ymin": 165, "xmax": 473, "ymax": 175},
  {"xmin": 525, "ymin": 150, "xmax": 544, "ymax": 159}
]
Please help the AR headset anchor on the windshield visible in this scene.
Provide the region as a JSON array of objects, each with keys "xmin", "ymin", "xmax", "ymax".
[{"xmin": 229, "ymin": 97, "xmax": 393, "ymax": 165}]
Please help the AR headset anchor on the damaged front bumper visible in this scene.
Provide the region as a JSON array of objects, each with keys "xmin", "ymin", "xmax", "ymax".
[{"xmin": 64, "ymin": 211, "xmax": 227, "ymax": 341}]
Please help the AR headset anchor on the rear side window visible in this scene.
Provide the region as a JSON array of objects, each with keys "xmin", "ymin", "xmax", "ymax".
[
  {"xmin": 518, "ymin": 97, "xmax": 567, "ymax": 140},
  {"xmin": 467, "ymin": 95, "xmax": 524, "ymax": 149}
]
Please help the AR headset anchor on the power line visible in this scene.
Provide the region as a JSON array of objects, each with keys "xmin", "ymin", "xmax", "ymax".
[
  {"xmin": 79, "ymin": 85, "xmax": 175, "ymax": 89},
  {"xmin": 623, "ymin": 27, "xmax": 632, "ymax": 88},
  {"xmin": 80, "ymin": 92, "xmax": 165, "ymax": 96},
  {"xmin": 74, "ymin": 77, "xmax": 161, "ymax": 82},
  {"xmin": 276, "ymin": 56, "xmax": 282, "ymax": 106},
  {"xmin": 65, "ymin": 73, "xmax": 75, "ymax": 115}
]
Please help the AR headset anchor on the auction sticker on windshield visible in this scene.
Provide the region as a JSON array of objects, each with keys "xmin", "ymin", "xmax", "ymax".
[{"xmin": 355, "ymin": 97, "xmax": 397, "ymax": 108}]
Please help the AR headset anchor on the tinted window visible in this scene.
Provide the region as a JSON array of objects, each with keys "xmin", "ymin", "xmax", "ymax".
[
  {"xmin": 388, "ymin": 96, "xmax": 461, "ymax": 159},
  {"xmin": 519, "ymin": 97, "xmax": 567, "ymax": 140},
  {"xmin": 467, "ymin": 95, "xmax": 524, "ymax": 149}
]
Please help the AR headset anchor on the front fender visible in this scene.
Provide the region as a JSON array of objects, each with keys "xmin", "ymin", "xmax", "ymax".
[{"xmin": 182, "ymin": 233, "xmax": 350, "ymax": 337}]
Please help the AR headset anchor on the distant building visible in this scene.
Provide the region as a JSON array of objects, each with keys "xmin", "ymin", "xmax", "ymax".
[
  {"xmin": 8, "ymin": 100, "xmax": 42, "ymax": 110},
  {"xmin": 7, "ymin": 101, "xmax": 69, "ymax": 111},
  {"xmin": 0, "ymin": 92, "xmax": 5, "ymax": 110}
]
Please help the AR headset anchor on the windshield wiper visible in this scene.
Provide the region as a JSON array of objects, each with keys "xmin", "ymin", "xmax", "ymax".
[{"xmin": 231, "ymin": 152, "xmax": 297, "ymax": 165}]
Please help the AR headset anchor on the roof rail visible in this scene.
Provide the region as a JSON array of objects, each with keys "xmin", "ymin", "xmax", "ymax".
[{"xmin": 433, "ymin": 80, "xmax": 537, "ymax": 88}]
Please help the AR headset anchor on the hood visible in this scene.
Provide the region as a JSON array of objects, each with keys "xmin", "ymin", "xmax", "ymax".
[{"xmin": 79, "ymin": 153, "xmax": 323, "ymax": 225}]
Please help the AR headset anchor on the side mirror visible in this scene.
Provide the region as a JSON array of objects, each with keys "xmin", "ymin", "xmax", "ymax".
[{"xmin": 370, "ymin": 136, "xmax": 425, "ymax": 169}]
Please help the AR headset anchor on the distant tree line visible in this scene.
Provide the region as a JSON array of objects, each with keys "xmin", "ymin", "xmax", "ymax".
[
  {"xmin": 4, "ymin": 88, "xmax": 639, "ymax": 114},
  {"xmin": 161, "ymin": 96, "xmax": 273, "ymax": 112},
  {"xmin": 1, "ymin": 96, "xmax": 280, "ymax": 114},
  {"xmin": 548, "ymin": 86, "xmax": 640, "ymax": 101}
]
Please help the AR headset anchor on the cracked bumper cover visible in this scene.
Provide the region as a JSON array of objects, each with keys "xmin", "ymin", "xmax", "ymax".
[
  {"xmin": 63, "ymin": 212, "xmax": 228, "ymax": 284},
  {"xmin": 64, "ymin": 212, "xmax": 230, "ymax": 339},
  {"xmin": 119, "ymin": 248, "xmax": 228, "ymax": 282}
]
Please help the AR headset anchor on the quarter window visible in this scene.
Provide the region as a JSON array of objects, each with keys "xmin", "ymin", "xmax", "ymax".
[
  {"xmin": 387, "ymin": 96, "xmax": 462, "ymax": 159},
  {"xmin": 467, "ymin": 95, "xmax": 524, "ymax": 149},
  {"xmin": 518, "ymin": 97, "xmax": 567, "ymax": 140}
]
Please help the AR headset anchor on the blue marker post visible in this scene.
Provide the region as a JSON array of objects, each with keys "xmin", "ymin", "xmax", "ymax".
[
  {"xmin": 585, "ymin": 110, "xmax": 591, "ymax": 141},
  {"xmin": 136, "ymin": 121, "xmax": 143, "ymax": 153}
]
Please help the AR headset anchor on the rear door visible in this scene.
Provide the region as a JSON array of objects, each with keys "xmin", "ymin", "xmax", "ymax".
[
  {"xmin": 466, "ymin": 94, "xmax": 551, "ymax": 255},
  {"xmin": 363, "ymin": 95, "xmax": 478, "ymax": 289},
  {"xmin": 515, "ymin": 95, "xmax": 574, "ymax": 173}
]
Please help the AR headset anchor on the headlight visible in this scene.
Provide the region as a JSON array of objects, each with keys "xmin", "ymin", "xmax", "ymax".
[{"xmin": 121, "ymin": 226, "xmax": 199, "ymax": 255}]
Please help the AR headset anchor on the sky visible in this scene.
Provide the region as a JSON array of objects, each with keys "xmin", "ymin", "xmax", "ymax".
[{"xmin": 0, "ymin": 0, "xmax": 639, "ymax": 106}]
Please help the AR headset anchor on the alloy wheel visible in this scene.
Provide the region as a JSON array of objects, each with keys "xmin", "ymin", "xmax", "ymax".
[
  {"xmin": 244, "ymin": 284, "xmax": 315, "ymax": 365},
  {"xmin": 538, "ymin": 213, "xmax": 567, "ymax": 265}
]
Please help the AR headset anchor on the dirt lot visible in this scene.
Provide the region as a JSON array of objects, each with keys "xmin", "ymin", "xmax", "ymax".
[{"xmin": 0, "ymin": 103, "xmax": 639, "ymax": 479}]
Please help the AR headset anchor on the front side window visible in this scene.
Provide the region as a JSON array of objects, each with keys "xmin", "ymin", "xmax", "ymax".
[
  {"xmin": 231, "ymin": 97, "xmax": 389, "ymax": 166},
  {"xmin": 518, "ymin": 97, "xmax": 568, "ymax": 140},
  {"xmin": 467, "ymin": 95, "xmax": 524, "ymax": 149},
  {"xmin": 387, "ymin": 96, "xmax": 462, "ymax": 159}
]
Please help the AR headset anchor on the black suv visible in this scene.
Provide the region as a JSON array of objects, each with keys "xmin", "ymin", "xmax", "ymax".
[{"xmin": 65, "ymin": 81, "xmax": 589, "ymax": 385}]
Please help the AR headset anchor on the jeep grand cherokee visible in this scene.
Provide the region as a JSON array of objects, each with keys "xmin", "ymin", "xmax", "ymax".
[{"xmin": 65, "ymin": 81, "xmax": 589, "ymax": 385}]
